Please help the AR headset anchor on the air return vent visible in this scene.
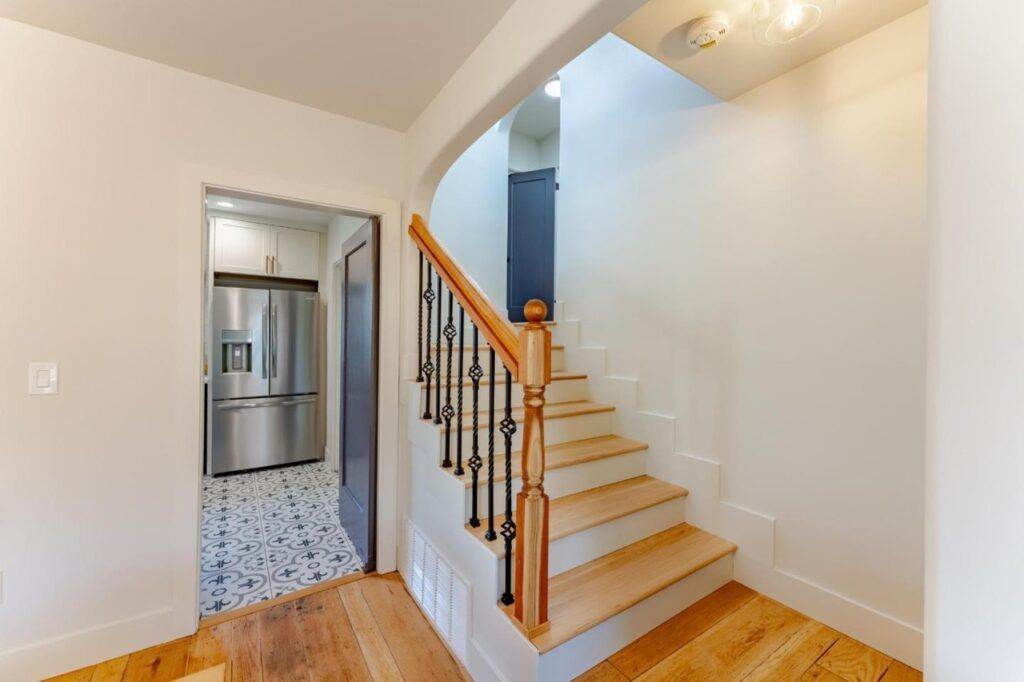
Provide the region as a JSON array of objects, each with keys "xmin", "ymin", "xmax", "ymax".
[{"xmin": 407, "ymin": 521, "xmax": 470, "ymax": 663}]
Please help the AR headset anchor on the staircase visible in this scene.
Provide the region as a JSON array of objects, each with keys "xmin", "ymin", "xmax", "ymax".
[{"xmin": 404, "ymin": 215, "xmax": 737, "ymax": 681}]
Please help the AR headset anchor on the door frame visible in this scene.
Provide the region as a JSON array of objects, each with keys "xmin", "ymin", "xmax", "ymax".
[
  {"xmin": 331, "ymin": 218, "xmax": 380, "ymax": 570},
  {"xmin": 185, "ymin": 164, "xmax": 402, "ymax": 633}
]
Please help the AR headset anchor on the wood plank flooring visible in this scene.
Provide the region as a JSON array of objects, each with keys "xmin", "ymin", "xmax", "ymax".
[
  {"xmin": 48, "ymin": 574, "xmax": 920, "ymax": 682},
  {"xmin": 46, "ymin": 573, "xmax": 466, "ymax": 682},
  {"xmin": 577, "ymin": 581, "xmax": 922, "ymax": 682}
]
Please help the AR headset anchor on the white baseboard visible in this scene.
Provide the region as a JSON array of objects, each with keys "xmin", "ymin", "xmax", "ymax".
[
  {"xmin": 469, "ymin": 638, "xmax": 509, "ymax": 682},
  {"xmin": 0, "ymin": 606, "xmax": 188, "ymax": 682},
  {"xmin": 735, "ymin": 553, "xmax": 924, "ymax": 670}
]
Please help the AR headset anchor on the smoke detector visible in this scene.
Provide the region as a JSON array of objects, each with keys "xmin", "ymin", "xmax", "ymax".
[{"xmin": 686, "ymin": 12, "xmax": 731, "ymax": 50}]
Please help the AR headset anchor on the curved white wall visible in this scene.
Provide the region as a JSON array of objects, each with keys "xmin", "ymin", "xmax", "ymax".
[{"xmin": 428, "ymin": 126, "xmax": 510, "ymax": 308}]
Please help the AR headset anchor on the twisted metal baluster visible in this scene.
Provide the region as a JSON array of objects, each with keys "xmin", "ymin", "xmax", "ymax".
[
  {"xmin": 499, "ymin": 366, "xmax": 518, "ymax": 606},
  {"xmin": 434, "ymin": 271, "xmax": 443, "ymax": 425},
  {"xmin": 455, "ymin": 307, "xmax": 466, "ymax": 476},
  {"xmin": 421, "ymin": 263, "xmax": 435, "ymax": 419},
  {"xmin": 467, "ymin": 325, "xmax": 483, "ymax": 527},
  {"xmin": 416, "ymin": 252, "xmax": 424, "ymax": 382},
  {"xmin": 441, "ymin": 291, "xmax": 456, "ymax": 468},
  {"xmin": 485, "ymin": 347, "xmax": 497, "ymax": 541}
]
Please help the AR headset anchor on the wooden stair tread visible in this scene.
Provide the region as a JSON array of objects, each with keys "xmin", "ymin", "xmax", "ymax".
[
  {"xmin": 514, "ymin": 524, "xmax": 737, "ymax": 653},
  {"xmin": 468, "ymin": 476, "xmax": 686, "ymax": 556},
  {"xmin": 428, "ymin": 370, "xmax": 586, "ymax": 390},
  {"xmin": 423, "ymin": 400, "xmax": 614, "ymax": 430},
  {"xmin": 454, "ymin": 435, "xmax": 648, "ymax": 488}
]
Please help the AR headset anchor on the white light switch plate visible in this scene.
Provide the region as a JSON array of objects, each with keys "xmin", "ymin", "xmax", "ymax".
[{"xmin": 28, "ymin": 362, "xmax": 59, "ymax": 395}]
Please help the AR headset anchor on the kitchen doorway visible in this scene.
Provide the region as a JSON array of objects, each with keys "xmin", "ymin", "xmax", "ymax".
[{"xmin": 199, "ymin": 188, "xmax": 376, "ymax": 617}]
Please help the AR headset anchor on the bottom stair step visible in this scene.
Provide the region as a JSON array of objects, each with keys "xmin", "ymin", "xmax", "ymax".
[{"xmin": 512, "ymin": 523, "xmax": 737, "ymax": 654}]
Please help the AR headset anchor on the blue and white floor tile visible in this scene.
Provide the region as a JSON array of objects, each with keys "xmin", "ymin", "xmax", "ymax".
[{"xmin": 199, "ymin": 461, "xmax": 363, "ymax": 616}]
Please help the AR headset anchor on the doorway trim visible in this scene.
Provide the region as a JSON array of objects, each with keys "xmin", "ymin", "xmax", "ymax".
[{"xmin": 181, "ymin": 163, "xmax": 402, "ymax": 634}]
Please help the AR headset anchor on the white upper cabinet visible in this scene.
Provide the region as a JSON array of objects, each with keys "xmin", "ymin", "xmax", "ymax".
[
  {"xmin": 214, "ymin": 218, "xmax": 270, "ymax": 276},
  {"xmin": 213, "ymin": 218, "xmax": 321, "ymax": 280},
  {"xmin": 270, "ymin": 226, "xmax": 320, "ymax": 280}
]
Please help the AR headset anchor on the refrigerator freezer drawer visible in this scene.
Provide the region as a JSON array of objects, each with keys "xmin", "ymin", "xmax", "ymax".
[{"xmin": 212, "ymin": 395, "xmax": 318, "ymax": 475}]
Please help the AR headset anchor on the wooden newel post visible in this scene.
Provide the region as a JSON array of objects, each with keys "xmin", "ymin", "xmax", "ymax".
[{"xmin": 514, "ymin": 299, "xmax": 551, "ymax": 636}]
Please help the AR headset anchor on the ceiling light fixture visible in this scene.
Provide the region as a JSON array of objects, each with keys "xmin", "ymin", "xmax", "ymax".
[
  {"xmin": 751, "ymin": 0, "xmax": 836, "ymax": 45},
  {"xmin": 215, "ymin": 200, "xmax": 235, "ymax": 208},
  {"xmin": 544, "ymin": 77, "xmax": 561, "ymax": 99}
]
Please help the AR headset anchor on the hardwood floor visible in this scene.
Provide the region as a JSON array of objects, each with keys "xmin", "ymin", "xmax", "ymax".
[
  {"xmin": 46, "ymin": 573, "xmax": 467, "ymax": 682},
  {"xmin": 576, "ymin": 581, "xmax": 922, "ymax": 682},
  {"xmin": 48, "ymin": 575, "xmax": 919, "ymax": 682}
]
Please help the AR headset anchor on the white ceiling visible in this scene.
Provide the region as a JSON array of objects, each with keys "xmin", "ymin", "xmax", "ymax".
[
  {"xmin": 206, "ymin": 192, "xmax": 344, "ymax": 230},
  {"xmin": 0, "ymin": 0, "xmax": 514, "ymax": 131},
  {"xmin": 614, "ymin": 0, "xmax": 927, "ymax": 100},
  {"xmin": 511, "ymin": 85, "xmax": 560, "ymax": 141}
]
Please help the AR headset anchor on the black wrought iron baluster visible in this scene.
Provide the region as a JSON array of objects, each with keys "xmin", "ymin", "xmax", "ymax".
[
  {"xmin": 441, "ymin": 291, "xmax": 456, "ymax": 468},
  {"xmin": 416, "ymin": 252, "xmax": 424, "ymax": 383},
  {"xmin": 467, "ymin": 325, "xmax": 482, "ymax": 527},
  {"xmin": 421, "ymin": 262, "xmax": 435, "ymax": 420},
  {"xmin": 485, "ymin": 347, "xmax": 497, "ymax": 541},
  {"xmin": 455, "ymin": 307, "xmax": 465, "ymax": 476},
  {"xmin": 434, "ymin": 271, "xmax": 443, "ymax": 425},
  {"xmin": 499, "ymin": 366, "xmax": 518, "ymax": 606}
]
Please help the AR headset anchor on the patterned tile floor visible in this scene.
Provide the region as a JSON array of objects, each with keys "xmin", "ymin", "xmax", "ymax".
[{"xmin": 199, "ymin": 461, "xmax": 364, "ymax": 617}]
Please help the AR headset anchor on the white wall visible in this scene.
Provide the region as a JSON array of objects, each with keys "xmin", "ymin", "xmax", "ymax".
[
  {"xmin": 509, "ymin": 130, "xmax": 560, "ymax": 173},
  {"xmin": 509, "ymin": 130, "xmax": 542, "ymax": 172},
  {"xmin": 539, "ymin": 129, "xmax": 560, "ymax": 169},
  {"xmin": 429, "ymin": 125, "xmax": 510, "ymax": 310},
  {"xmin": 0, "ymin": 18, "xmax": 403, "ymax": 680},
  {"xmin": 926, "ymin": 0, "xmax": 1024, "ymax": 678},
  {"xmin": 556, "ymin": 10, "xmax": 927, "ymax": 658},
  {"xmin": 323, "ymin": 214, "xmax": 373, "ymax": 472}
]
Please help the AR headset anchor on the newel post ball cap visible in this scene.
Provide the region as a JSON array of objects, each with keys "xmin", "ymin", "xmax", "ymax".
[{"xmin": 524, "ymin": 299, "xmax": 547, "ymax": 322}]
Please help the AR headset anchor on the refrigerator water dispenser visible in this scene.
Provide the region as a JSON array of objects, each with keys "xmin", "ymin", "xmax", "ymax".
[{"xmin": 220, "ymin": 330, "xmax": 253, "ymax": 373}]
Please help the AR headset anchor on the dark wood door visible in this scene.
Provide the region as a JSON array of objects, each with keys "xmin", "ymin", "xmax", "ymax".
[
  {"xmin": 507, "ymin": 168, "xmax": 556, "ymax": 322},
  {"xmin": 338, "ymin": 219, "xmax": 379, "ymax": 570}
]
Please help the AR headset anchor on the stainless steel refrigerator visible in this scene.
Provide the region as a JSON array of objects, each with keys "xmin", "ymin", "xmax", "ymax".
[{"xmin": 211, "ymin": 286, "xmax": 319, "ymax": 475}]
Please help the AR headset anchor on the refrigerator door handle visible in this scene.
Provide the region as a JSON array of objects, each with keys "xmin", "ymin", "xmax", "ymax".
[
  {"xmin": 216, "ymin": 402, "xmax": 261, "ymax": 410},
  {"xmin": 277, "ymin": 397, "xmax": 317, "ymax": 407},
  {"xmin": 261, "ymin": 303, "xmax": 269, "ymax": 379},
  {"xmin": 271, "ymin": 303, "xmax": 279, "ymax": 378}
]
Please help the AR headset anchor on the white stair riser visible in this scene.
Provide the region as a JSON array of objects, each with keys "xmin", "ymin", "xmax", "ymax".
[
  {"xmin": 494, "ymin": 496, "xmax": 687, "ymax": 577},
  {"xmin": 547, "ymin": 497, "xmax": 686, "ymax": 574},
  {"xmin": 536, "ymin": 555, "xmax": 734, "ymax": 681},
  {"xmin": 426, "ymin": 347, "xmax": 566, "ymax": 374},
  {"xmin": 433, "ymin": 411, "xmax": 615, "ymax": 459},
  {"xmin": 458, "ymin": 450, "xmax": 648, "ymax": 519},
  {"xmin": 416, "ymin": 376, "xmax": 588, "ymax": 412}
]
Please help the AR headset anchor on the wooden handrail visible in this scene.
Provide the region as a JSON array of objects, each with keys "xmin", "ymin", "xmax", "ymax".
[{"xmin": 409, "ymin": 213, "xmax": 521, "ymax": 379}]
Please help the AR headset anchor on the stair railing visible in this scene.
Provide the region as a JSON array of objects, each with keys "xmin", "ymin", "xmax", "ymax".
[{"xmin": 409, "ymin": 213, "xmax": 551, "ymax": 637}]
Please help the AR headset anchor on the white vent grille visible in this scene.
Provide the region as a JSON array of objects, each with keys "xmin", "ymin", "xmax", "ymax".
[{"xmin": 406, "ymin": 521, "xmax": 470, "ymax": 662}]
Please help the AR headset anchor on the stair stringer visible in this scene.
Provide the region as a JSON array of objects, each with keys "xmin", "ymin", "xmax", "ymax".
[
  {"xmin": 551, "ymin": 302, "xmax": 924, "ymax": 669},
  {"xmin": 402, "ymin": 381, "xmax": 541, "ymax": 682}
]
